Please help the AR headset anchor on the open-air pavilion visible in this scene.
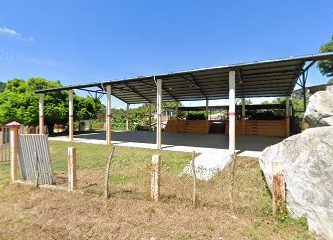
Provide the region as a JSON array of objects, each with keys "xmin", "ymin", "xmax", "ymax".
[{"xmin": 35, "ymin": 52, "xmax": 333, "ymax": 157}]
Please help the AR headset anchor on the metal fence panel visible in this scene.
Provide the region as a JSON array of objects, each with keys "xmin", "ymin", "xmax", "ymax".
[
  {"xmin": 18, "ymin": 134, "xmax": 54, "ymax": 185},
  {"xmin": 0, "ymin": 127, "xmax": 10, "ymax": 162}
]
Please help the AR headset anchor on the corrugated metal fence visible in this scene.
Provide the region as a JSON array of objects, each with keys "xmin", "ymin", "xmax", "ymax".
[
  {"xmin": 0, "ymin": 127, "xmax": 10, "ymax": 162},
  {"xmin": 18, "ymin": 134, "xmax": 54, "ymax": 185}
]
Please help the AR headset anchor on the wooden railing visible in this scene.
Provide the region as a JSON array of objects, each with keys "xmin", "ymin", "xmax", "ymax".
[
  {"xmin": 225, "ymin": 119, "xmax": 289, "ymax": 137},
  {"xmin": 165, "ymin": 119, "xmax": 210, "ymax": 134}
]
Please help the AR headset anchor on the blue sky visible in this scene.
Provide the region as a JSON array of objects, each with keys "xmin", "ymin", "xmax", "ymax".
[{"xmin": 0, "ymin": 1, "xmax": 332, "ymax": 108}]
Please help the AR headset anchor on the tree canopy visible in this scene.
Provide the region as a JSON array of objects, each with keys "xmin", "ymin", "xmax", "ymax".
[
  {"xmin": 0, "ymin": 82, "xmax": 6, "ymax": 93},
  {"xmin": 318, "ymin": 35, "xmax": 333, "ymax": 83},
  {"xmin": 0, "ymin": 77, "xmax": 102, "ymax": 133}
]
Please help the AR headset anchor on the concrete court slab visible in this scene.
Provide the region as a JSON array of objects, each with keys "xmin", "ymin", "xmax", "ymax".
[{"xmin": 48, "ymin": 131, "xmax": 283, "ymax": 158}]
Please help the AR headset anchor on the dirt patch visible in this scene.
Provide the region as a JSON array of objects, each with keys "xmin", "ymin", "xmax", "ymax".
[{"xmin": 0, "ymin": 157, "xmax": 317, "ymax": 239}]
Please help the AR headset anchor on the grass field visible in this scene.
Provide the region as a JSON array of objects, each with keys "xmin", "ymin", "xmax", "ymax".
[{"xmin": 0, "ymin": 141, "xmax": 317, "ymax": 239}]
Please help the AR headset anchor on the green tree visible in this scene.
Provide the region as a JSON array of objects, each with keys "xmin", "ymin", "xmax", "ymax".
[
  {"xmin": 0, "ymin": 82, "xmax": 6, "ymax": 93},
  {"xmin": 0, "ymin": 78, "xmax": 68, "ymax": 132},
  {"xmin": 0, "ymin": 77, "xmax": 102, "ymax": 133},
  {"xmin": 318, "ymin": 35, "xmax": 333, "ymax": 82}
]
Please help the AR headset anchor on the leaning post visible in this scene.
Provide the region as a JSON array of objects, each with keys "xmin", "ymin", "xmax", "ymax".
[{"xmin": 6, "ymin": 121, "xmax": 21, "ymax": 182}]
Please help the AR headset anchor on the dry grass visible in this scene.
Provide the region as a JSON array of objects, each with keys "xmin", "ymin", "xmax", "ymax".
[{"xmin": 0, "ymin": 141, "xmax": 318, "ymax": 239}]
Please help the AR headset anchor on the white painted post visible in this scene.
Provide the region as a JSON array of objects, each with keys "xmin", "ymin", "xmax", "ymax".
[
  {"xmin": 156, "ymin": 79, "xmax": 162, "ymax": 149},
  {"xmin": 285, "ymin": 96, "xmax": 290, "ymax": 117},
  {"xmin": 175, "ymin": 102, "xmax": 179, "ymax": 119},
  {"xmin": 68, "ymin": 90, "xmax": 74, "ymax": 142},
  {"xmin": 205, "ymin": 99, "xmax": 209, "ymax": 132},
  {"xmin": 106, "ymin": 85, "xmax": 112, "ymax": 145},
  {"xmin": 68, "ymin": 147, "xmax": 77, "ymax": 192},
  {"xmin": 39, "ymin": 94, "xmax": 44, "ymax": 134},
  {"xmin": 175, "ymin": 102, "xmax": 179, "ymax": 132},
  {"xmin": 6, "ymin": 122, "xmax": 21, "ymax": 182},
  {"xmin": 126, "ymin": 103, "xmax": 130, "ymax": 131},
  {"xmin": 205, "ymin": 99, "xmax": 209, "ymax": 120},
  {"xmin": 229, "ymin": 71, "xmax": 236, "ymax": 156},
  {"xmin": 241, "ymin": 97, "xmax": 245, "ymax": 118},
  {"xmin": 149, "ymin": 103, "xmax": 152, "ymax": 132},
  {"xmin": 241, "ymin": 97, "xmax": 246, "ymax": 135},
  {"xmin": 285, "ymin": 97, "xmax": 290, "ymax": 137}
]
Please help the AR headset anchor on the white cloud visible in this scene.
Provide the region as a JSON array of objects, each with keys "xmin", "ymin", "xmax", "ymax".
[{"xmin": 0, "ymin": 27, "xmax": 33, "ymax": 42}]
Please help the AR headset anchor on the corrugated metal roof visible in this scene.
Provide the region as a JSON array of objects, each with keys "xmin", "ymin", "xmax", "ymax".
[{"xmin": 35, "ymin": 52, "xmax": 333, "ymax": 103}]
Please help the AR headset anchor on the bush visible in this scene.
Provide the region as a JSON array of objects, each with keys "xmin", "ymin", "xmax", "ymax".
[{"xmin": 186, "ymin": 113, "xmax": 206, "ymax": 120}]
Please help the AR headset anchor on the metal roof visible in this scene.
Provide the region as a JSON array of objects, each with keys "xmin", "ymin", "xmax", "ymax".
[{"xmin": 35, "ymin": 52, "xmax": 333, "ymax": 104}]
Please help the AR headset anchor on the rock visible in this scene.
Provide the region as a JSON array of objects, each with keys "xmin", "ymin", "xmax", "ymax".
[
  {"xmin": 304, "ymin": 91, "xmax": 333, "ymax": 127},
  {"xmin": 182, "ymin": 150, "xmax": 232, "ymax": 181},
  {"xmin": 259, "ymin": 126, "xmax": 333, "ymax": 239}
]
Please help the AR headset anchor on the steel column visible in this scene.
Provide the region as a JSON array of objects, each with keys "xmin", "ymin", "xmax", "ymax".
[{"xmin": 302, "ymin": 72, "xmax": 307, "ymax": 112}]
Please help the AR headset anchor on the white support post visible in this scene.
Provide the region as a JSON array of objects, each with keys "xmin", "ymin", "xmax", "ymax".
[
  {"xmin": 68, "ymin": 90, "xmax": 74, "ymax": 142},
  {"xmin": 106, "ymin": 85, "xmax": 112, "ymax": 145},
  {"xmin": 175, "ymin": 102, "xmax": 179, "ymax": 119},
  {"xmin": 205, "ymin": 99, "xmax": 209, "ymax": 119},
  {"xmin": 241, "ymin": 97, "xmax": 246, "ymax": 135},
  {"xmin": 39, "ymin": 94, "xmax": 44, "ymax": 134},
  {"xmin": 229, "ymin": 71, "xmax": 236, "ymax": 156},
  {"xmin": 126, "ymin": 103, "xmax": 130, "ymax": 131},
  {"xmin": 241, "ymin": 97, "xmax": 245, "ymax": 118},
  {"xmin": 156, "ymin": 78, "xmax": 162, "ymax": 149},
  {"xmin": 205, "ymin": 99, "xmax": 209, "ymax": 132},
  {"xmin": 285, "ymin": 97, "xmax": 290, "ymax": 137},
  {"xmin": 285, "ymin": 96, "xmax": 290, "ymax": 118},
  {"xmin": 149, "ymin": 103, "xmax": 152, "ymax": 132}
]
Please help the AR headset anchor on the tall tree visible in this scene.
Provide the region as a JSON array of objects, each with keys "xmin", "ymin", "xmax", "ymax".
[
  {"xmin": 318, "ymin": 35, "xmax": 333, "ymax": 83},
  {"xmin": 0, "ymin": 82, "xmax": 6, "ymax": 93},
  {"xmin": 0, "ymin": 77, "xmax": 102, "ymax": 133}
]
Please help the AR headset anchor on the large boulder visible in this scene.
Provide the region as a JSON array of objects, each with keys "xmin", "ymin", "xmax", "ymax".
[
  {"xmin": 304, "ymin": 91, "xmax": 333, "ymax": 127},
  {"xmin": 259, "ymin": 127, "xmax": 333, "ymax": 239}
]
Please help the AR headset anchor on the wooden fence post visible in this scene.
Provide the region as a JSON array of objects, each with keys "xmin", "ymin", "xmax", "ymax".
[
  {"xmin": 68, "ymin": 147, "xmax": 77, "ymax": 192},
  {"xmin": 272, "ymin": 173, "xmax": 287, "ymax": 216},
  {"xmin": 191, "ymin": 151, "xmax": 198, "ymax": 208},
  {"xmin": 104, "ymin": 147, "xmax": 115, "ymax": 199},
  {"xmin": 151, "ymin": 154, "xmax": 160, "ymax": 201}
]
